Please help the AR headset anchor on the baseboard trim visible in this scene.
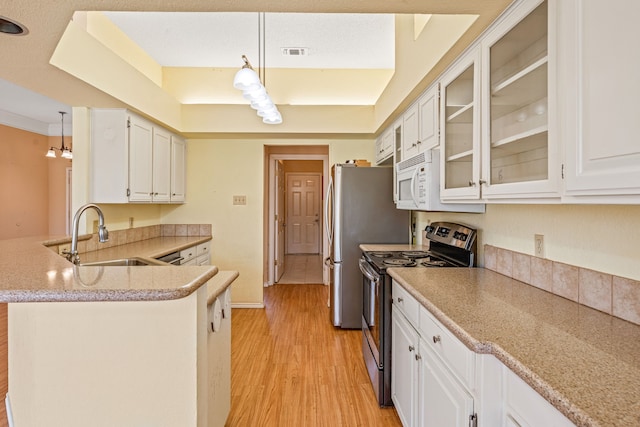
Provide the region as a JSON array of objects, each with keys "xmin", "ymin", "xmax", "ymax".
[{"xmin": 231, "ymin": 303, "xmax": 265, "ymax": 309}]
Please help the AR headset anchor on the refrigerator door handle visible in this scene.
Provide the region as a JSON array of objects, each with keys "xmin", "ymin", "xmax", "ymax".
[
  {"xmin": 324, "ymin": 257, "xmax": 334, "ymax": 269},
  {"xmin": 324, "ymin": 176, "xmax": 334, "ymax": 247}
]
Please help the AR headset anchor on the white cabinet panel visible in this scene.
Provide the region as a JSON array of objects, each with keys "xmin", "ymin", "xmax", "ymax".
[
  {"xmin": 562, "ymin": 0, "xmax": 640, "ymax": 199},
  {"xmin": 170, "ymin": 135, "xmax": 186, "ymax": 202},
  {"xmin": 128, "ymin": 115, "xmax": 154, "ymax": 202},
  {"xmin": 392, "ymin": 307, "xmax": 418, "ymax": 427},
  {"xmin": 152, "ymin": 126, "xmax": 171, "ymax": 202},
  {"xmin": 418, "ymin": 83, "xmax": 439, "ymax": 151},
  {"xmin": 418, "ymin": 340, "xmax": 474, "ymax": 427},
  {"xmin": 403, "ymin": 103, "xmax": 420, "ymax": 160}
]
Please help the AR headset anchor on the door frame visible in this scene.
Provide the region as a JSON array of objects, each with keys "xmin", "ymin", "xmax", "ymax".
[{"xmin": 267, "ymin": 153, "xmax": 329, "ymax": 287}]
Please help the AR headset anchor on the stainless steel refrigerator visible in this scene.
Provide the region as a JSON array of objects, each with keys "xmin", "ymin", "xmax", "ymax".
[{"xmin": 325, "ymin": 164, "xmax": 410, "ymax": 329}]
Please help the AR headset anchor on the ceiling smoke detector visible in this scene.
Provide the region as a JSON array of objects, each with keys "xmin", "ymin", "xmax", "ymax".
[{"xmin": 281, "ymin": 47, "xmax": 309, "ymax": 56}]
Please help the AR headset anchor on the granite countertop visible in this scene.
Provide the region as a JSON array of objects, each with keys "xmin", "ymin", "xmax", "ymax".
[
  {"xmin": 206, "ymin": 271, "xmax": 239, "ymax": 306},
  {"xmin": 0, "ymin": 235, "xmax": 218, "ymax": 303},
  {"xmin": 388, "ymin": 267, "xmax": 640, "ymax": 427}
]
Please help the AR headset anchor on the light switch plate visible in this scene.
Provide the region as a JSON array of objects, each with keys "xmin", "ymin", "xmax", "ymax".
[{"xmin": 233, "ymin": 195, "xmax": 247, "ymax": 205}]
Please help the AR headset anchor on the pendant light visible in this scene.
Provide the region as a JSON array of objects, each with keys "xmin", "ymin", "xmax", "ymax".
[
  {"xmin": 232, "ymin": 13, "xmax": 282, "ymax": 125},
  {"xmin": 46, "ymin": 111, "xmax": 73, "ymax": 159}
]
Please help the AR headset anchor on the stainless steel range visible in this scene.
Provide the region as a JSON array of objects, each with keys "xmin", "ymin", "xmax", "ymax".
[{"xmin": 359, "ymin": 221, "xmax": 477, "ymax": 407}]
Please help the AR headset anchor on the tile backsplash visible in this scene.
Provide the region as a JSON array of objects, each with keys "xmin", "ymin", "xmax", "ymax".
[
  {"xmin": 49, "ymin": 224, "xmax": 212, "ymax": 255},
  {"xmin": 484, "ymin": 244, "xmax": 640, "ymax": 326}
]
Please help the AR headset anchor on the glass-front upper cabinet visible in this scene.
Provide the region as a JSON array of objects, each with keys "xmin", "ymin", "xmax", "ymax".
[
  {"xmin": 481, "ymin": 0, "xmax": 559, "ymax": 199},
  {"xmin": 440, "ymin": 48, "xmax": 481, "ymax": 200}
]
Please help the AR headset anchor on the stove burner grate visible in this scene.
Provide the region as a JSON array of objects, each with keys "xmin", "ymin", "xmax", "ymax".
[
  {"xmin": 401, "ymin": 250, "xmax": 431, "ymax": 259},
  {"xmin": 369, "ymin": 251, "xmax": 393, "ymax": 258},
  {"xmin": 383, "ymin": 258, "xmax": 416, "ymax": 267},
  {"xmin": 421, "ymin": 259, "xmax": 449, "ymax": 267}
]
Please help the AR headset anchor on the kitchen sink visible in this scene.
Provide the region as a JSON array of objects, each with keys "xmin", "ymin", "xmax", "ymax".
[{"xmin": 80, "ymin": 257, "xmax": 166, "ymax": 267}]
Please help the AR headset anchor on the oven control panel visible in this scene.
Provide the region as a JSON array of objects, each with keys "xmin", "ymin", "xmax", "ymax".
[{"xmin": 425, "ymin": 222, "xmax": 476, "ymax": 250}]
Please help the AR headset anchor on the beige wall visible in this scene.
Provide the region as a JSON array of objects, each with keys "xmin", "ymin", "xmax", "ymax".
[
  {"xmin": 159, "ymin": 138, "xmax": 375, "ymax": 305},
  {"xmin": 0, "ymin": 125, "xmax": 68, "ymax": 240},
  {"xmin": 415, "ymin": 204, "xmax": 640, "ymax": 282}
]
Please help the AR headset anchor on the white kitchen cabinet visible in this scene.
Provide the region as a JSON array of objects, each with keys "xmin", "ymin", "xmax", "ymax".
[
  {"xmin": 90, "ymin": 108, "xmax": 186, "ymax": 204},
  {"xmin": 128, "ymin": 114, "xmax": 154, "ymax": 202},
  {"xmin": 418, "ymin": 83, "xmax": 440, "ymax": 152},
  {"xmin": 393, "ymin": 117, "xmax": 403, "ymax": 202},
  {"xmin": 418, "ymin": 339, "xmax": 474, "ymax": 427},
  {"xmin": 503, "ymin": 366, "xmax": 574, "ymax": 427},
  {"xmin": 392, "ymin": 281, "xmax": 476, "ymax": 427},
  {"xmin": 375, "ymin": 127, "xmax": 394, "ymax": 165},
  {"xmin": 151, "ymin": 126, "xmax": 171, "ymax": 202},
  {"xmin": 480, "ymin": 0, "xmax": 560, "ymax": 200},
  {"xmin": 440, "ymin": 48, "xmax": 482, "ymax": 200},
  {"xmin": 170, "ymin": 135, "xmax": 186, "ymax": 202},
  {"xmin": 196, "ymin": 242, "xmax": 211, "ymax": 266},
  {"xmin": 392, "ymin": 307, "xmax": 419, "ymax": 427},
  {"xmin": 561, "ymin": 0, "xmax": 640, "ymax": 201},
  {"xmin": 402, "ymin": 102, "xmax": 421, "ymax": 160}
]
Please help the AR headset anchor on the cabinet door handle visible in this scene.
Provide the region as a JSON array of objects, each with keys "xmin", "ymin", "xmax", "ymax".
[
  {"xmin": 468, "ymin": 181, "xmax": 476, "ymax": 187},
  {"xmin": 411, "ymin": 142, "xmax": 417, "ymax": 148},
  {"xmin": 432, "ymin": 335, "xmax": 441, "ymax": 344},
  {"xmin": 416, "ymin": 140, "xmax": 422, "ymax": 145},
  {"xmin": 415, "ymin": 354, "xmax": 422, "ymax": 361},
  {"xmin": 397, "ymin": 297, "xmax": 403, "ymax": 303},
  {"xmin": 479, "ymin": 179, "xmax": 487, "ymax": 185},
  {"xmin": 408, "ymin": 345, "xmax": 415, "ymax": 352}
]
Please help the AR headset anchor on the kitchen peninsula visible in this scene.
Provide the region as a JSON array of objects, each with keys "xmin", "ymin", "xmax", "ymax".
[{"xmin": 0, "ymin": 234, "xmax": 235, "ymax": 427}]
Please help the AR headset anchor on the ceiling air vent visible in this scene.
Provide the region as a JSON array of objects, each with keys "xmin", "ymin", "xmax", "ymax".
[{"xmin": 281, "ymin": 47, "xmax": 309, "ymax": 56}]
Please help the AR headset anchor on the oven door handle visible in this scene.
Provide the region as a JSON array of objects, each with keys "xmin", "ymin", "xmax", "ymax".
[
  {"xmin": 359, "ymin": 258, "xmax": 380, "ymax": 327},
  {"xmin": 358, "ymin": 258, "xmax": 379, "ymax": 284}
]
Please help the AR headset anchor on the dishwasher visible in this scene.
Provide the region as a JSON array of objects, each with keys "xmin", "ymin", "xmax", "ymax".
[{"xmin": 155, "ymin": 251, "xmax": 183, "ymax": 265}]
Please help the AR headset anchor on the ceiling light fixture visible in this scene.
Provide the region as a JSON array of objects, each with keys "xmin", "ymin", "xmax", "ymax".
[
  {"xmin": 233, "ymin": 13, "xmax": 282, "ymax": 125},
  {"xmin": 0, "ymin": 16, "xmax": 28, "ymax": 36},
  {"xmin": 46, "ymin": 111, "xmax": 73, "ymax": 159},
  {"xmin": 234, "ymin": 55, "xmax": 282, "ymax": 125}
]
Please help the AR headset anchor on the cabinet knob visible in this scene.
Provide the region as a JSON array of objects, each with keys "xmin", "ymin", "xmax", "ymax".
[
  {"xmin": 416, "ymin": 140, "xmax": 422, "ymax": 145},
  {"xmin": 412, "ymin": 142, "xmax": 417, "ymax": 148},
  {"xmin": 397, "ymin": 297, "xmax": 403, "ymax": 303},
  {"xmin": 432, "ymin": 335, "xmax": 441, "ymax": 344},
  {"xmin": 479, "ymin": 179, "xmax": 487, "ymax": 185},
  {"xmin": 415, "ymin": 354, "xmax": 422, "ymax": 361},
  {"xmin": 408, "ymin": 345, "xmax": 415, "ymax": 352},
  {"xmin": 468, "ymin": 181, "xmax": 476, "ymax": 187}
]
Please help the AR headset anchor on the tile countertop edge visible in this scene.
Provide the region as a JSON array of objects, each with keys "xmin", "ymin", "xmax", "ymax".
[{"xmin": 388, "ymin": 269, "xmax": 598, "ymax": 427}]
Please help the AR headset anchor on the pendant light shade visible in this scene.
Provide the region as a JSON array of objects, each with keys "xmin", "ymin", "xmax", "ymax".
[
  {"xmin": 233, "ymin": 67, "xmax": 261, "ymax": 91},
  {"xmin": 233, "ymin": 55, "xmax": 282, "ymax": 125}
]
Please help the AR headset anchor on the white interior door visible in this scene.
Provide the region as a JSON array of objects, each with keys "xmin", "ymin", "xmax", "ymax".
[
  {"xmin": 286, "ymin": 173, "xmax": 321, "ymax": 254},
  {"xmin": 274, "ymin": 160, "xmax": 286, "ymax": 282}
]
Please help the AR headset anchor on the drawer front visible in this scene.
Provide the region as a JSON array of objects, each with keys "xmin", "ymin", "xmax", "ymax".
[
  {"xmin": 180, "ymin": 246, "xmax": 197, "ymax": 262},
  {"xmin": 392, "ymin": 280, "xmax": 419, "ymax": 326},
  {"xmin": 419, "ymin": 305, "xmax": 475, "ymax": 390},
  {"xmin": 197, "ymin": 242, "xmax": 210, "ymax": 256}
]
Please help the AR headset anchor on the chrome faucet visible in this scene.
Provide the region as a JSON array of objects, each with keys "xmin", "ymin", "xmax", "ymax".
[{"xmin": 64, "ymin": 203, "xmax": 109, "ymax": 265}]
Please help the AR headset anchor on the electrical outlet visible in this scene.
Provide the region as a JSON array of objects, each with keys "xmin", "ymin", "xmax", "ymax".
[
  {"xmin": 534, "ymin": 234, "xmax": 545, "ymax": 258},
  {"xmin": 233, "ymin": 195, "xmax": 247, "ymax": 205}
]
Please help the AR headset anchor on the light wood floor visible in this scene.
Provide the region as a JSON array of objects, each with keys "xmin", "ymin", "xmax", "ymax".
[{"xmin": 227, "ymin": 284, "xmax": 402, "ymax": 426}]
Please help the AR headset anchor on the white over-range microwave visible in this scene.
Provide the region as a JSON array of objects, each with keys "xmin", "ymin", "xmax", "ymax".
[{"xmin": 395, "ymin": 149, "xmax": 485, "ymax": 213}]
